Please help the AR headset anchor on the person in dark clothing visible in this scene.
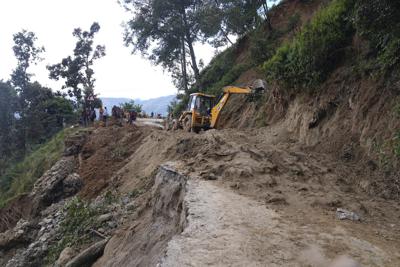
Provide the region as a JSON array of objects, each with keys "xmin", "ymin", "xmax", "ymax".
[
  {"xmin": 89, "ymin": 108, "xmax": 96, "ymax": 124},
  {"xmin": 81, "ymin": 109, "xmax": 88, "ymax": 127},
  {"xmin": 129, "ymin": 110, "xmax": 137, "ymax": 124}
]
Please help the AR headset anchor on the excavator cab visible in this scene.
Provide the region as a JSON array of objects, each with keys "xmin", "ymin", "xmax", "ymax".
[
  {"xmin": 180, "ymin": 93, "xmax": 215, "ymax": 132},
  {"xmin": 176, "ymin": 79, "xmax": 267, "ymax": 133}
]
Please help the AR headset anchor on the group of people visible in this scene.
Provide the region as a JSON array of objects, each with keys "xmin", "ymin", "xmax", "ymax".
[
  {"xmin": 149, "ymin": 112, "xmax": 162, "ymax": 119},
  {"xmin": 80, "ymin": 107, "xmax": 98, "ymax": 127},
  {"xmin": 111, "ymin": 105, "xmax": 137, "ymax": 125},
  {"xmin": 80, "ymin": 105, "xmax": 141, "ymax": 127},
  {"xmin": 80, "ymin": 106, "xmax": 109, "ymax": 127}
]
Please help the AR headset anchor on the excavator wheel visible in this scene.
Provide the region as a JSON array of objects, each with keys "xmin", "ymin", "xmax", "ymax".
[{"xmin": 183, "ymin": 114, "xmax": 192, "ymax": 132}]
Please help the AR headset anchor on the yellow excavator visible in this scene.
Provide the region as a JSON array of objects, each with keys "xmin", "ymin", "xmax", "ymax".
[{"xmin": 176, "ymin": 80, "xmax": 266, "ymax": 132}]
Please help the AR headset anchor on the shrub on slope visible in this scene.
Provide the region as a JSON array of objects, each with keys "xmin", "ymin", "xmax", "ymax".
[{"xmin": 263, "ymin": 0, "xmax": 355, "ymax": 89}]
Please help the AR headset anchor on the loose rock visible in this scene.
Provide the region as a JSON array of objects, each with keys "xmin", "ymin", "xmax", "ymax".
[{"xmin": 336, "ymin": 208, "xmax": 361, "ymax": 221}]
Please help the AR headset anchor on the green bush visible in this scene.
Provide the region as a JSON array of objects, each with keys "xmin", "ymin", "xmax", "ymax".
[
  {"xmin": 249, "ymin": 27, "xmax": 283, "ymax": 65},
  {"xmin": 0, "ymin": 128, "xmax": 73, "ymax": 208},
  {"xmin": 263, "ymin": 0, "xmax": 355, "ymax": 89},
  {"xmin": 198, "ymin": 47, "xmax": 237, "ymax": 91},
  {"xmin": 286, "ymin": 13, "xmax": 301, "ymax": 32},
  {"xmin": 45, "ymin": 197, "xmax": 101, "ymax": 264},
  {"xmin": 207, "ymin": 63, "xmax": 252, "ymax": 95},
  {"xmin": 354, "ymin": 0, "xmax": 400, "ymax": 76}
]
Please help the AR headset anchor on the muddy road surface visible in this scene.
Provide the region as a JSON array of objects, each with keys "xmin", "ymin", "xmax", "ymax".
[{"xmin": 93, "ymin": 124, "xmax": 400, "ymax": 267}]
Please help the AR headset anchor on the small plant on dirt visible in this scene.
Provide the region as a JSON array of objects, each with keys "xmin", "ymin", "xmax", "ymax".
[
  {"xmin": 45, "ymin": 197, "xmax": 101, "ymax": 265},
  {"xmin": 128, "ymin": 189, "xmax": 142, "ymax": 199},
  {"xmin": 394, "ymin": 102, "xmax": 400, "ymax": 118},
  {"xmin": 104, "ymin": 190, "xmax": 118, "ymax": 205},
  {"xmin": 286, "ymin": 13, "xmax": 301, "ymax": 32},
  {"xmin": 393, "ymin": 130, "xmax": 400, "ymax": 159},
  {"xmin": 111, "ymin": 145, "xmax": 129, "ymax": 161}
]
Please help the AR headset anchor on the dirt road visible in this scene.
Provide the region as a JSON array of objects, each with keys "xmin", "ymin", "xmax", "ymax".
[
  {"xmin": 135, "ymin": 118, "xmax": 164, "ymax": 129},
  {"xmin": 160, "ymin": 179, "xmax": 395, "ymax": 267},
  {"xmin": 87, "ymin": 124, "xmax": 400, "ymax": 266}
]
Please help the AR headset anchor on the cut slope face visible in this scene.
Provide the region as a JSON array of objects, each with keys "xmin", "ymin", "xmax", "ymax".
[
  {"xmin": 78, "ymin": 125, "xmax": 148, "ymax": 198},
  {"xmin": 93, "ymin": 165, "xmax": 187, "ymax": 267}
]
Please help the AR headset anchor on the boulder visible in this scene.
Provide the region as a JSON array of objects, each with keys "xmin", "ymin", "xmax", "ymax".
[
  {"xmin": 30, "ymin": 157, "xmax": 77, "ymax": 213},
  {"xmin": 0, "ymin": 220, "xmax": 36, "ymax": 251},
  {"xmin": 63, "ymin": 131, "xmax": 89, "ymax": 156},
  {"xmin": 55, "ymin": 247, "xmax": 75, "ymax": 267},
  {"xmin": 97, "ymin": 213, "xmax": 113, "ymax": 223},
  {"xmin": 63, "ymin": 173, "xmax": 83, "ymax": 196}
]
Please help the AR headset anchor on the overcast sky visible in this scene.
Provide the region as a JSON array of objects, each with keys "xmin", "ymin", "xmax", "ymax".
[{"xmin": 0, "ymin": 0, "xmax": 217, "ymax": 100}]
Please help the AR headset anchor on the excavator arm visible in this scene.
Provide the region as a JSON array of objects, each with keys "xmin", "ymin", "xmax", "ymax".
[{"xmin": 210, "ymin": 86, "xmax": 252, "ymax": 128}]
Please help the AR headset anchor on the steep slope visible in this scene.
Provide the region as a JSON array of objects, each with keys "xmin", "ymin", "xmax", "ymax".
[{"xmin": 199, "ymin": 0, "xmax": 400, "ymax": 199}]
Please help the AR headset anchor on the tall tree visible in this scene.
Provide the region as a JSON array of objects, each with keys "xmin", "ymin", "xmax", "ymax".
[
  {"xmin": 198, "ymin": 0, "xmax": 274, "ymax": 46},
  {"xmin": 121, "ymin": 0, "xmax": 202, "ymax": 88},
  {"xmin": 19, "ymin": 82, "xmax": 74, "ymax": 144},
  {"xmin": 0, "ymin": 82, "xmax": 17, "ymax": 158},
  {"xmin": 47, "ymin": 22, "xmax": 105, "ymax": 108},
  {"xmin": 11, "ymin": 30, "xmax": 45, "ymax": 91},
  {"xmin": 121, "ymin": 0, "xmax": 275, "ymax": 92},
  {"xmin": 10, "ymin": 30, "xmax": 45, "ymax": 151}
]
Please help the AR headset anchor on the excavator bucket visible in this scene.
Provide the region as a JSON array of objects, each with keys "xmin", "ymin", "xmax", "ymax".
[{"xmin": 250, "ymin": 79, "xmax": 268, "ymax": 93}]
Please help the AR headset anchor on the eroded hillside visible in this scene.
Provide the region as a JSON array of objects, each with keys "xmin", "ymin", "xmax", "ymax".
[
  {"xmin": 1, "ymin": 0, "xmax": 400, "ymax": 266},
  {"xmin": 1, "ymin": 122, "xmax": 399, "ymax": 266}
]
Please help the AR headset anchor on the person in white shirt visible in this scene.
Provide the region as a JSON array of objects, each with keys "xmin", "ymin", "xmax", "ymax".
[{"xmin": 103, "ymin": 107, "xmax": 108, "ymax": 126}]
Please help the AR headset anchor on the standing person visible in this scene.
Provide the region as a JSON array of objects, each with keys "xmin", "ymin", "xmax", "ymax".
[
  {"xmin": 99, "ymin": 106, "xmax": 104, "ymax": 122},
  {"xmin": 85, "ymin": 108, "xmax": 91, "ymax": 126},
  {"xmin": 81, "ymin": 109, "xmax": 87, "ymax": 127},
  {"xmin": 90, "ymin": 108, "xmax": 96, "ymax": 125},
  {"xmin": 103, "ymin": 107, "xmax": 108, "ymax": 126},
  {"xmin": 130, "ymin": 109, "xmax": 137, "ymax": 124},
  {"xmin": 128, "ymin": 109, "xmax": 133, "ymax": 125}
]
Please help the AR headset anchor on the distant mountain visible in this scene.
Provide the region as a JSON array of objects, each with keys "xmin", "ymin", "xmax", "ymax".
[{"xmin": 101, "ymin": 95, "xmax": 176, "ymax": 115}]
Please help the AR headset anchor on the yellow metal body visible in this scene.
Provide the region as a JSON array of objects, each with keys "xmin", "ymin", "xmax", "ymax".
[
  {"xmin": 210, "ymin": 86, "xmax": 251, "ymax": 128},
  {"xmin": 178, "ymin": 86, "xmax": 251, "ymax": 131}
]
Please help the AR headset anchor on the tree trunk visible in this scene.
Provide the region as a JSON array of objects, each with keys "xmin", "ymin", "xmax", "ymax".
[
  {"xmin": 262, "ymin": 2, "xmax": 272, "ymax": 31},
  {"xmin": 181, "ymin": 35, "xmax": 189, "ymax": 92},
  {"xmin": 213, "ymin": 0, "xmax": 234, "ymax": 45},
  {"xmin": 221, "ymin": 27, "xmax": 234, "ymax": 45},
  {"xmin": 181, "ymin": 9, "xmax": 200, "ymax": 84}
]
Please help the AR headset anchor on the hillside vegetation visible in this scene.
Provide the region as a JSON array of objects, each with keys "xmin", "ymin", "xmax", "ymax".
[
  {"xmin": 194, "ymin": 0, "xmax": 399, "ymax": 96},
  {"xmin": 182, "ymin": 0, "xmax": 400, "ymax": 197},
  {"xmin": 0, "ymin": 128, "xmax": 75, "ymax": 208}
]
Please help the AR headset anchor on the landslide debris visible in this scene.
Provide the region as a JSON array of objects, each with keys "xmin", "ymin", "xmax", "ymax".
[
  {"xmin": 1, "ymin": 122, "xmax": 400, "ymax": 266},
  {"xmin": 78, "ymin": 125, "xmax": 148, "ymax": 199},
  {"xmin": 93, "ymin": 126, "xmax": 400, "ymax": 266}
]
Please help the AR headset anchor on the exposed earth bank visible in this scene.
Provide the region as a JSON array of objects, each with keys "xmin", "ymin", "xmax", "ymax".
[{"xmin": 1, "ymin": 122, "xmax": 400, "ymax": 266}]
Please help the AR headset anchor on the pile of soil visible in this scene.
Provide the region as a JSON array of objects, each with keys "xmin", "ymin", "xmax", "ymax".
[{"xmin": 78, "ymin": 125, "xmax": 150, "ymax": 199}]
